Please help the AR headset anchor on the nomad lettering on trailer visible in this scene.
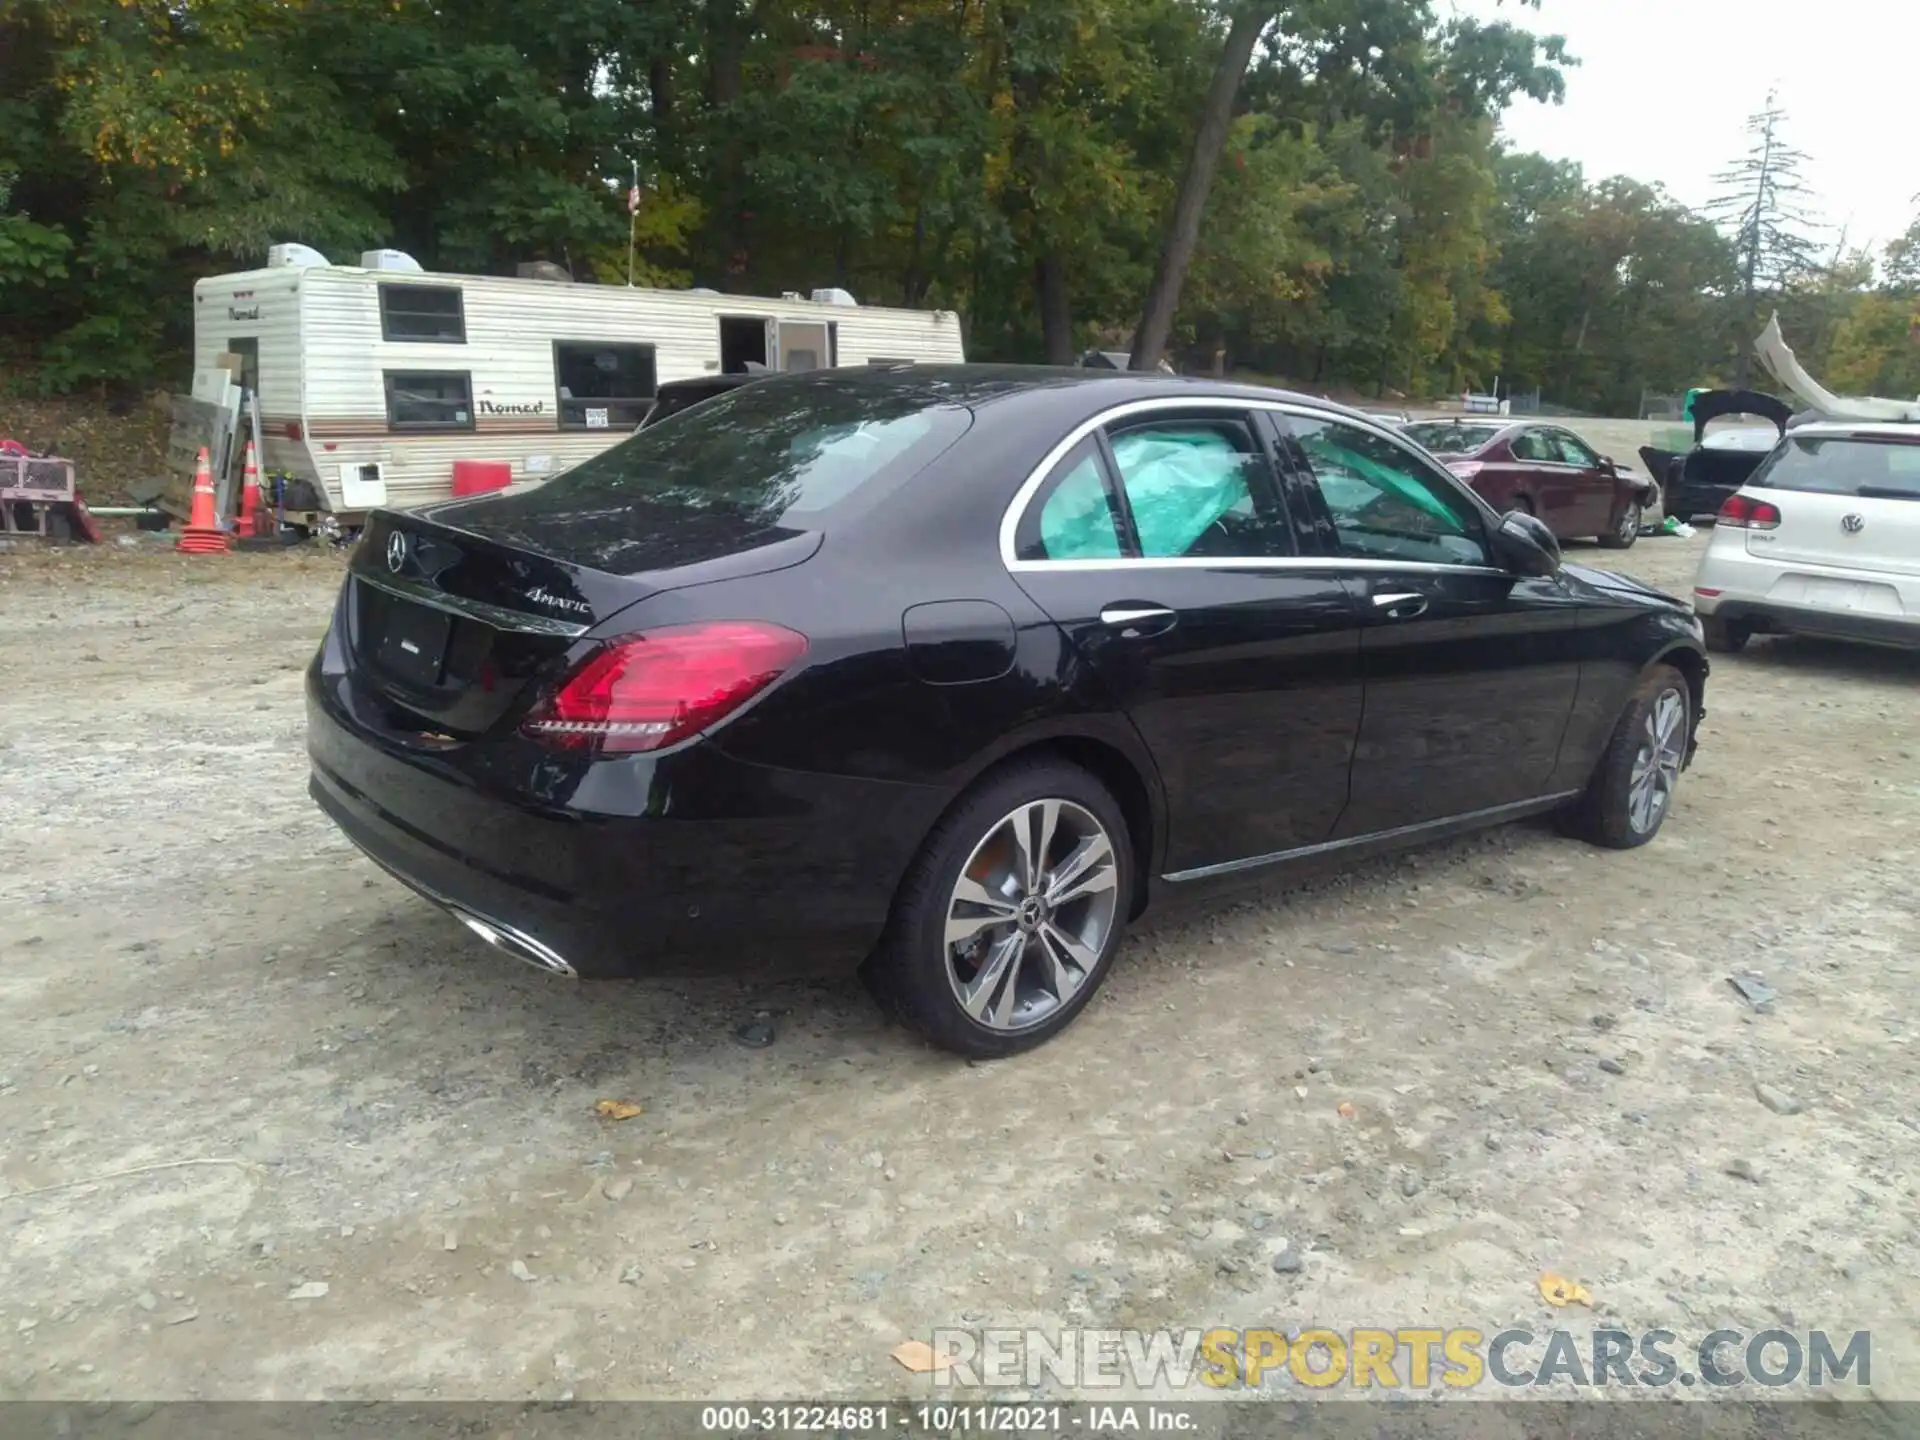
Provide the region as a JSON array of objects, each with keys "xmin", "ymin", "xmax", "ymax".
[
  {"xmin": 525, "ymin": 587, "xmax": 592, "ymax": 616},
  {"xmin": 479, "ymin": 399, "xmax": 546, "ymax": 416}
]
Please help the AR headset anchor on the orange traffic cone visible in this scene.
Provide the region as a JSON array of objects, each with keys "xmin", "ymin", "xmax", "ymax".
[
  {"xmin": 238, "ymin": 440, "xmax": 267, "ymax": 537},
  {"xmin": 175, "ymin": 446, "xmax": 231, "ymax": 554}
]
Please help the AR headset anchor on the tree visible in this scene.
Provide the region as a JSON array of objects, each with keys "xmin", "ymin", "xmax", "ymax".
[
  {"xmin": 1709, "ymin": 91, "xmax": 1823, "ymax": 386},
  {"xmin": 1128, "ymin": 2, "xmax": 1273, "ymax": 370}
]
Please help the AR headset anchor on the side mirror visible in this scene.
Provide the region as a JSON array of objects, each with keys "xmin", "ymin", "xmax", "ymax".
[{"xmin": 1493, "ymin": 509, "xmax": 1562, "ymax": 577}]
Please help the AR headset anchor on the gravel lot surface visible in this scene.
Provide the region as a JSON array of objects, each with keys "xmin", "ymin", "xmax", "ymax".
[{"xmin": 2, "ymin": 530, "xmax": 1916, "ymax": 1405}]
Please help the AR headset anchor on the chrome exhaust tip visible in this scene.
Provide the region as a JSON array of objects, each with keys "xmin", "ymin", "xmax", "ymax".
[{"xmin": 450, "ymin": 909, "xmax": 577, "ymax": 977}]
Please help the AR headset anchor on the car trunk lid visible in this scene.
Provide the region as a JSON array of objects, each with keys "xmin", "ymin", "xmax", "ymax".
[
  {"xmin": 1746, "ymin": 485, "xmax": 1920, "ymax": 577},
  {"xmin": 344, "ymin": 509, "xmax": 821, "ymax": 739}
]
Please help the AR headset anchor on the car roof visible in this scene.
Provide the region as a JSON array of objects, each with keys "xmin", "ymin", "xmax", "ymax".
[{"xmin": 719, "ymin": 363, "xmax": 1396, "ymax": 423}]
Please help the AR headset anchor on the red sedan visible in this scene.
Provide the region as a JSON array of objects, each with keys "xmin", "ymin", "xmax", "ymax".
[{"xmin": 1401, "ymin": 419, "xmax": 1659, "ymax": 549}]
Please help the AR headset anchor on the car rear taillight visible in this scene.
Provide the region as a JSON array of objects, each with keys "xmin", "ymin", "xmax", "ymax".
[
  {"xmin": 1717, "ymin": 493, "xmax": 1781, "ymax": 530},
  {"xmin": 521, "ymin": 621, "xmax": 808, "ymax": 754},
  {"xmin": 1445, "ymin": 460, "xmax": 1484, "ymax": 480}
]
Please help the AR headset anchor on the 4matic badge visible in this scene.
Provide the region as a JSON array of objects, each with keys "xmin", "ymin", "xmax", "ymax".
[{"xmin": 525, "ymin": 586, "xmax": 592, "ymax": 616}]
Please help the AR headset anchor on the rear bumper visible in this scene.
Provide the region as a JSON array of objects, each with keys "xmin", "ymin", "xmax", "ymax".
[
  {"xmin": 1699, "ymin": 599, "xmax": 1920, "ymax": 650},
  {"xmin": 1693, "ymin": 544, "xmax": 1920, "ymax": 650},
  {"xmin": 306, "ymin": 664, "xmax": 948, "ymax": 979}
]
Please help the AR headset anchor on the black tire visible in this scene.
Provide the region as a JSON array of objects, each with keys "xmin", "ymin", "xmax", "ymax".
[
  {"xmin": 1597, "ymin": 498, "xmax": 1641, "ymax": 549},
  {"xmin": 1701, "ymin": 616, "xmax": 1749, "ymax": 653},
  {"xmin": 1561, "ymin": 664, "xmax": 1691, "ymax": 850},
  {"xmin": 864, "ymin": 758, "xmax": 1135, "ymax": 1058}
]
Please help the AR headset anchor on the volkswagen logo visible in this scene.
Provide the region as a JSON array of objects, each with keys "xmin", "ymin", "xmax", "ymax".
[
  {"xmin": 386, "ymin": 529, "xmax": 409, "ymax": 572},
  {"xmin": 1841, "ymin": 513, "xmax": 1866, "ymax": 535}
]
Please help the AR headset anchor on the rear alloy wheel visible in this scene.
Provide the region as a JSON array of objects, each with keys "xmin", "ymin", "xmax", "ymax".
[
  {"xmin": 867, "ymin": 760, "xmax": 1132, "ymax": 1057},
  {"xmin": 1599, "ymin": 498, "xmax": 1642, "ymax": 549},
  {"xmin": 1561, "ymin": 665, "xmax": 1690, "ymax": 850}
]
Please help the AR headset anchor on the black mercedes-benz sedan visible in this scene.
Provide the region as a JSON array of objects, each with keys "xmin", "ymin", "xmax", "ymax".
[{"xmin": 307, "ymin": 366, "xmax": 1709, "ymax": 1057}]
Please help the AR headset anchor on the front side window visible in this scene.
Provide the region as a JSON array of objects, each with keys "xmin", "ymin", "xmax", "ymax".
[
  {"xmin": 379, "ymin": 285, "xmax": 465, "ymax": 343},
  {"xmin": 1105, "ymin": 416, "xmax": 1290, "ymax": 559},
  {"xmin": 1551, "ymin": 431, "xmax": 1600, "ymax": 468},
  {"xmin": 555, "ymin": 342, "xmax": 657, "ymax": 430},
  {"xmin": 384, "ymin": 371, "xmax": 473, "ymax": 431},
  {"xmin": 1289, "ymin": 416, "xmax": 1490, "ymax": 567}
]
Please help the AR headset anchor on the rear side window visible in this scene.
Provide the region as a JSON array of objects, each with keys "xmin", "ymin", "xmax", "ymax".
[
  {"xmin": 1748, "ymin": 436, "xmax": 1920, "ymax": 499},
  {"xmin": 1106, "ymin": 417, "xmax": 1289, "ymax": 558},
  {"xmin": 1509, "ymin": 430, "xmax": 1553, "ymax": 462},
  {"xmin": 495, "ymin": 380, "xmax": 972, "ymax": 524},
  {"xmin": 1027, "ymin": 442, "xmax": 1124, "ymax": 560},
  {"xmin": 1403, "ymin": 421, "xmax": 1501, "ymax": 453}
]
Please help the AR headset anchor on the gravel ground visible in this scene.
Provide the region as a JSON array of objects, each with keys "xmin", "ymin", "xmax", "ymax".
[{"xmin": 1, "ymin": 529, "xmax": 1917, "ymax": 1405}]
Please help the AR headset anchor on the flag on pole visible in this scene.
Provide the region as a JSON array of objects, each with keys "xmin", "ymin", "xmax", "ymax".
[{"xmin": 627, "ymin": 160, "xmax": 640, "ymax": 288}]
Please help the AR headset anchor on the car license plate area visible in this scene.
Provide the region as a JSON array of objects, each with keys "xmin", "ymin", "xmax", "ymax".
[
  {"xmin": 1768, "ymin": 574, "xmax": 1903, "ymax": 616},
  {"xmin": 372, "ymin": 597, "xmax": 455, "ymax": 686}
]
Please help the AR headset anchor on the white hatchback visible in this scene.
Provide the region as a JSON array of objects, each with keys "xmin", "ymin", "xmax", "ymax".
[{"xmin": 1691, "ymin": 421, "xmax": 1920, "ymax": 652}]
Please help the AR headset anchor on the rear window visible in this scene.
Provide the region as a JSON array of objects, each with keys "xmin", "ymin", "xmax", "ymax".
[
  {"xmin": 1403, "ymin": 422, "xmax": 1502, "ymax": 453},
  {"xmin": 1747, "ymin": 435, "xmax": 1920, "ymax": 499},
  {"xmin": 1701, "ymin": 426, "xmax": 1781, "ymax": 453},
  {"xmin": 515, "ymin": 381, "xmax": 973, "ymax": 523}
]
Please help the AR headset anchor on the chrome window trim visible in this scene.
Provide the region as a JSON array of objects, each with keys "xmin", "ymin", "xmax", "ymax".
[{"xmin": 998, "ymin": 394, "xmax": 1507, "ymax": 575}]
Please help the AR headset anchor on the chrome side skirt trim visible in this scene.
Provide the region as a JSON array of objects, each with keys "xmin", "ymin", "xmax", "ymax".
[
  {"xmin": 1162, "ymin": 791, "xmax": 1585, "ymax": 884},
  {"xmin": 353, "ymin": 569, "xmax": 591, "ymax": 638}
]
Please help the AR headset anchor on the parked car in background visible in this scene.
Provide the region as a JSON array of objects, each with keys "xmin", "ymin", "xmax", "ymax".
[
  {"xmin": 1402, "ymin": 419, "xmax": 1658, "ymax": 548},
  {"xmin": 1691, "ymin": 421, "xmax": 1920, "ymax": 652},
  {"xmin": 1365, "ymin": 409, "xmax": 1412, "ymax": 427},
  {"xmin": 307, "ymin": 368, "xmax": 1708, "ymax": 1057},
  {"xmin": 1638, "ymin": 389, "xmax": 1792, "ymax": 521}
]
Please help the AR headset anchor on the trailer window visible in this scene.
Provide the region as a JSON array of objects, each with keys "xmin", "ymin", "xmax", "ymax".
[
  {"xmin": 379, "ymin": 285, "xmax": 465, "ymax": 343},
  {"xmin": 555, "ymin": 342, "xmax": 656, "ymax": 429},
  {"xmin": 384, "ymin": 371, "xmax": 474, "ymax": 431}
]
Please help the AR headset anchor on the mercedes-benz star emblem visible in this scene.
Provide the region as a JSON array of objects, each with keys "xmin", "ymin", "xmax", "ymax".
[
  {"xmin": 1841, "ymin": 513, "xmax": 1866, "ymax": 534},
  {"xmin": 386, "ymin": 529, "xmax": 409, "ymax": 572}
]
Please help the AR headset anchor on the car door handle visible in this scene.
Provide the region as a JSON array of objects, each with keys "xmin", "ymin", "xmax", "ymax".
[
  {"xmin": 1099, "ymin": 604, "xmax": 1177, "ymax": 635},
  {"xmin": 1371, "ymin": 591, "xmax": 1429, "ymax": 620}
]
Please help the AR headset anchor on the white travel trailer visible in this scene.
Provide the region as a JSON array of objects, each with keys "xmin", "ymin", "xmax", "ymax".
[{"xmin": 190, "ymin": 245, "xmax": 967, "ymax": 518}]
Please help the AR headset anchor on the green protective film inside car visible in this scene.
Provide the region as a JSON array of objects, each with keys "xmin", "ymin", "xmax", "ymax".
[
  {"xmin": 1302, "ymin": 431, "xmax": 1460, "ymax": 528},
  {"xmin": 1038, "ymin": 453, "xmax": 1124, "ymax": 559},
  {"xmin": 1109, "ymin": 428, "xmax": 1250, "ymax": 557}
]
